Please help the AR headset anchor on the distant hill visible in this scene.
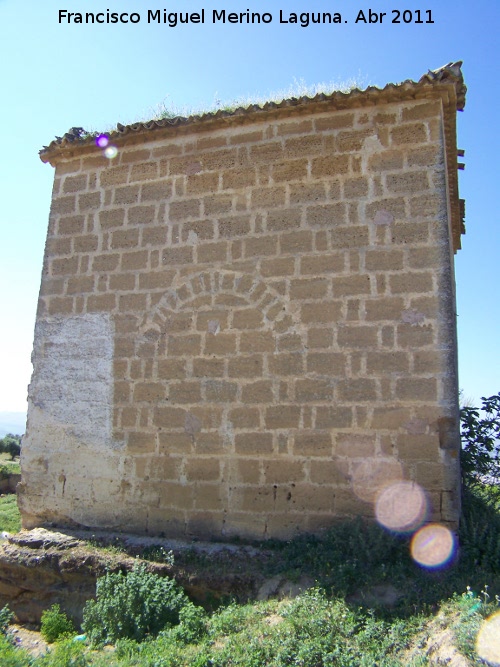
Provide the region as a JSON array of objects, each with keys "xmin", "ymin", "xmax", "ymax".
[{"xmin": 0, "ymin": 412, "xmax": 27, "ymax": 437}]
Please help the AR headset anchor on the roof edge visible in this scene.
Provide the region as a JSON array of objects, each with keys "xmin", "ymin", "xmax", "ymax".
[{"xmin": 40, "ymin": 62, "xmax": 466, "ymax": 163}]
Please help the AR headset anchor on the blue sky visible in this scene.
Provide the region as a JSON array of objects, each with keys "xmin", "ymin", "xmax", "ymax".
[{"xmin": 0, "ymin": 0, "xmax": 498, "ymax": 421}]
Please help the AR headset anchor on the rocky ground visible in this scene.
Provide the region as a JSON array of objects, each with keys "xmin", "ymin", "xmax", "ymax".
[{"xmin": 0, "ymin": 526, "xmax": 295, "ymax": 624}]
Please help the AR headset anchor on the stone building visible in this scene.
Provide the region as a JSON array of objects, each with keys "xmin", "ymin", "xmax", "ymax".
[{"xmin": 19, "ymin": 63, "xmax": 466, "ymax": 539}]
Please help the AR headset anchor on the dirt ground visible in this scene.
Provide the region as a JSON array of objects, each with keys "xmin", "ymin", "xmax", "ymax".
[{"xmin": 7, "ymin": 624, "xmax": 49, "ymax": 657}]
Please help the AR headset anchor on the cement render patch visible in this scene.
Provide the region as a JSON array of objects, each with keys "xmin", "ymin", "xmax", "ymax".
[{"xmin": 29, "ymin": 314, "xmax": 114, "ymax": 447}]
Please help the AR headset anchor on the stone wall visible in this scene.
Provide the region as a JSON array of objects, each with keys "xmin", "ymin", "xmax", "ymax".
[{"xmin": 20, "ymin": 76, "xmax": 464, "ymax": 539}]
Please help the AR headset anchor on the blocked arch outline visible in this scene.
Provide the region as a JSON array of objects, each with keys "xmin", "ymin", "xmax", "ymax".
[{"xmin": 138, "ymin": 269, "xmax": 303, "ymax": 342}]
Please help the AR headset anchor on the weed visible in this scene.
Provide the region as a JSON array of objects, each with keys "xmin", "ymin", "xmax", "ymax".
[
  {"xmin": 141, "ymin": 544, "xmax": 175, "ymax": 565},
  {"xmin": 0, "ymin": 634, "xmax": 30, "ymax": 667},
  {"xmin": 40, "ymin": 604, "xmax": 75, "ymax": 643},
  {"xmin": 87, "ymin": 535, "xmax": 127, "ymax": 555},
  {"xmin": 0, "ymin": 604, "xmax": 14, "ymax": 634},
  {"xmin": 82, "ymin": 563, "xmax": 189, "ymax": 645},
  {"xmin": 36, "ymin": 638, "xmax": 89, "ymax": 667},
  {"xmin": 164, "ymin": 603, "xmax": 208, "ymax": 645}
]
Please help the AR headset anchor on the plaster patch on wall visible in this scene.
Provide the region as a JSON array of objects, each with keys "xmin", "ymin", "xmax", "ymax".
[
  {"xmin": 404, "ymin": 418, "xmax": 428, "ymax": 435},
  {"xmin": 401, "ymin": 309, "xmax": 426, "ymax": 325},
  {"xmin": 373, "ymin": 209, "xmax": 395, "ymax": 226},
  {"xmin": 184, "ymin": 412, "xmax": 202, "ymax": 439},
  {"xmin": 29, "ymin": 314, "xmax": 115, "ymax": 448}
]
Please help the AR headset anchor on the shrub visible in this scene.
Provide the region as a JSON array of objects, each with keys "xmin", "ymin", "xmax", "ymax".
[
  {"xmin": 40, "ymin": 604, "xmax": 75, "ymax": 643},
  {"xmin": 460, "ymin": 392, "xmax": 500, "ymax": 485},
  {"xmin": 36, "ymin": 638, "xmax": 89, "ymax": 667},
  {"xmin": 0, "ymin": 434, "xmax": 21, "ymax": 461},
  {"xmin": 0, "ymin": 604, "xmax": 14, "ymax": 634},
  {"xmin": 169, "ymin": 603, "xmax": 208, "ymax": 644},
  {"xmin": 82, "ymin": 563, "xmax": 189, "ymax": 645},
  {"xmin": 0, "ymin": 634, "xmax": 30, "ymax": 667}
]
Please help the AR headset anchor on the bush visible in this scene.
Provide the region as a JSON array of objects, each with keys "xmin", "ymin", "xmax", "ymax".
[
  {"xmin": 0, "ymin": 634, "xmax": 30, "ymax": 667},
  {"xmin": 0, "ymin": 604, "xmax": 14, "ymax": 634},
  {"xmin": 461, "ymin": 392, "xmax": 500, "ymax": 485},
  {"xmin": 169, "ymin": 603, "xmax": 208, "ymax": 644},
  {"xmin": 36, "ymin": 638, "xmax": 89, "ymax": 667},
  {"xmin": 0, "ymin": 434, "xmax": 21, "ymax": 461},
  {"xmin": 40, "ymin": 604, "xmax": 75, "ymax": 643},
  {"xmin": 82, "ymin": 563, "xmax": 189, "ymax": 645}
]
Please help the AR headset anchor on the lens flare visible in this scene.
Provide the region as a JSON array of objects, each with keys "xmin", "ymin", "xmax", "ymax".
[
  {"xmin": 375, "ymin": 481, "xmax": 427, "ymax": 533},
  {"xmin": 476, "ymin": 611, "xmax": 500, "ymax": 665},
  {"xmin": 410, "ymin": 524, "xmax": 455, "ymax": 569},
  {"xmin": 351, "ymin": 457, "xmax": 403, "ymax": 503},
  {"xmin": 96, "ymin": 134, "xmax": 109, "ymax": 148},
  {"xmin": 104, "ymin": 145, "xmax": 118, "ymax": 159}
]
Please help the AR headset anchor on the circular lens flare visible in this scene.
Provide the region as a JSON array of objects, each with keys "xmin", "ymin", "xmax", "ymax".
[
  {"xmin": 351, "ymin": 457, "xmax": 403, "ymax": 503},
  {"xmin": 410, "ymin": 524, "xmax": 455, "ymax": 569},
  {"xmin": 104, "ymin": 145, "xmax": 118, "ymax": 159},
  {"xmin": 96, "ymin": 134, "xmax": 109, "ymax": 148},
  {"xmin": 375, "ymin": 481, "xmax": 427, "ymax": 533},
  {"xmin": 476, "ymin": 611, "xmax": 500, "ymax": 665}
]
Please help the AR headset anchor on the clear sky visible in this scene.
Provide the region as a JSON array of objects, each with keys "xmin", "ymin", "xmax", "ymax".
[{"xmin": 0, "ymin": 0, "xmax": 498, "ymax": 420}]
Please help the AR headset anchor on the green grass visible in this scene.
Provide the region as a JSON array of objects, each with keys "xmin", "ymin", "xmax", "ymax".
[
  {"xmin": 0, "ymin": 494, "xmax": 21, "ymax": 533},
  {"xmin": 0, "ymin": 452, "xmax": 21, "ymax": 477}
]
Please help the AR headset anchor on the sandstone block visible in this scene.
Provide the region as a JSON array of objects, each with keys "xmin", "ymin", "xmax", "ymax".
[
  {"xmin": 265, "ymin": 405, "xmax": 300, "ymax": 429},
  {"xmin": 169, "ymin": 381, "xmax": 202, "ymax": 404},
  {"xmin": 368, "ymin": 150, "xmax": 404, "ymax": 171},
  {"xmin": 185, "ymin": 458, "xmax": 220, "ymax": 482},
  {"xmin": 127, "ymin": 431, "xmax": 156, "ymax": 453},
  {"xmin": 204, "ymin": 193, "xmax": 233, "ymax": 215},
  {"xmin": 240, "ymin": 331, "xmax": 274, "ymax": 353},
  {"xmin": 47, "ymin": 296, "xmax": 74, "ymax": 315},
  {"xmin": 311, "ymin": 155, "xmax": 350, "ymax": 178},
  {"xmin": 228, "ymin": 355, "xmax": 263, "ymax": 378},
  {"xmin": 315, "ymin": 113, "xmax": 354, "ymax": 131},
  {"xmin": 241, "ymin": 381, "xmax": 273, "ymax": 404},
  {"xmin": 306, "ymin": 352, "xmax": 344, "ymax": 375},
  {"xmin": 301, "ymin": 301, "xmax": 342, "ymax": 323},
  {"xmin": 264, "ymin": 460, "xmax": 305, "ymax": 484},
  {"xmin": 386, "ymin": 172, "xmax": 429, "ymax": 194},
  {"xmin": 337, "ymin": 325, "xmax": 377, "ymax": 348},
  {"xmin": 222, "ymin": 167, "xmax": 256, "ymax": 190},
  {"xmin": 204, "ymin": 333, "xmax": 237, "ymax": 356},
  {"xmin": 278, "ymin": 232, "xmax": 312, "ymax": 257},
  {"xmin": 187, "ymin": 171, "xmax": 219, "ymax": 194},
  {"xmin": 396, "ymin": 377, "xmax": 437, "ymax": 401},
  {"xmin": 261, "ymin": 257, "xmax": 295, "ymax": 277},
  {"xmin": 192, "ymin": 358, "xmax": 225, "ymax": 378},
  {"xmin": 390, "ymin": 123, "xmax": 427, "ymax": 145},
  {"xmin": 330, "ymin": 226, "xmax": 369, "ymax": 248},
  {"xmin": 332, "ymin": 274, "xmax": 371, "ymax": 297},
  {"xmin": 338, "ymin": 379, "xmax": 377, "ymax": 402},
  {"xmin": 306, "ymin": 203, "xmax": 347, "ymax": 227},
  {"xmin": 293, "ymin": 432, "xmax": 332, "ymax": 457},
  {"xmin": 390, "ymin": 272, "xmax": 433, "ymax": 294},
  {"xmin": 204, "ymin": 380, "xmax": 238, "ymax": 402},
  {"xmin": 129, "ymin": 161, "xmax": 159, "ymax": 182},
  {"xmin": 228, "ymin": 407, "xmax": 260, "ymax": 429},
  {"xmin": 169, "ymin": 199, "xmax": 201, "ymax": 221},
  {"xmin": 295, "ymin": 378, "xmax": 333, "ymax": 402},
  {"xmin": 235, "ymin": 432, "xmax": 273, "ymax": 455},
  {"xmin": 284, "ymin": 135, "xmax": 323, "ymax": 158}
]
